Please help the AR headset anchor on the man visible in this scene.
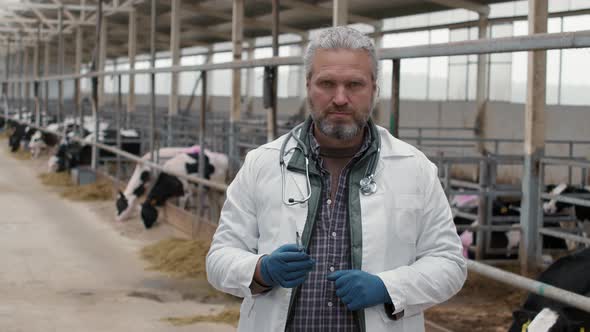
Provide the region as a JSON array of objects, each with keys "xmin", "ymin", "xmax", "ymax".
[{"xmin": 206, "ymin": 26, "xmax": 467, "ymax": 332}]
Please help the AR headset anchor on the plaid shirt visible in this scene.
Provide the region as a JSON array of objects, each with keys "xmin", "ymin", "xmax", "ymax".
[{"xmin": 287, "ymin": 127, "xmax": 371, "ymax": 332}]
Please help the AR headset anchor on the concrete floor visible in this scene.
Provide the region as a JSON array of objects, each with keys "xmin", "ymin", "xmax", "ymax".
[{"xmin": 0, "ymin": 143, "xmax": 236, "ymax": 332}]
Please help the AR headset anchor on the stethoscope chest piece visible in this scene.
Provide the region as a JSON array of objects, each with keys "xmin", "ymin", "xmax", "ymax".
[{"xmin": 360, "ymin": 176, "xmax": 377, "ymax": 196}]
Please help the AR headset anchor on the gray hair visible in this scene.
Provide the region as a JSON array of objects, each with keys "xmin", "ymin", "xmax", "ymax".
[{"xmin": 303, "ymin": 26, "xmax": 379, "ymax": 81}]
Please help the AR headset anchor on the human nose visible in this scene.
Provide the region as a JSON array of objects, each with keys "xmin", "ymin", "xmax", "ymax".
[{"xmin": 332, "ymin": 86, "xmax": 348, "ymax": 106}]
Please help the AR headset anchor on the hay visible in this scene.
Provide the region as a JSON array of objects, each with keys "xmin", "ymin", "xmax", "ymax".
[
  {"xmin": 10, "ymin": 149, "xmax": 31, "ymax": 160},
  {"xmin": 140, "ymin": 238, "xmax": 211, "ymax": 279},
  {"xmin": 60, "ymin": 179, "xmax": 114, "ymax": 201},
  {"xmin": 162, "ymin": 308, "xmax": 240, "ymax": 327},
  {"xmin": 39, "ymin": 172, "xmax": 73, "ymax": 187}
]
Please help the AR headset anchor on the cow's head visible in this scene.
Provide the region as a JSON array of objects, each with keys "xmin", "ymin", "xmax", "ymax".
[
  {"xmin": 543, "ymin": 183, "xmax": 568, "ymax": 215},
  {"xmin": 116, "ymin": 191, "xmax": 129, "ymax": 216},
  {"xmin": 141, "ymin": 200, "xmax": 159, "ymax": 229}
]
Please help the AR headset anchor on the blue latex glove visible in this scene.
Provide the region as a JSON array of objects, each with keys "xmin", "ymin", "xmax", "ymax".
[
  {"xmin": 260, "ymin": 244, "xmax": 316, "ymax": 288},
  {"xmin": 328, "ymin": 270, "xmax": 392, "ymax": 311}
]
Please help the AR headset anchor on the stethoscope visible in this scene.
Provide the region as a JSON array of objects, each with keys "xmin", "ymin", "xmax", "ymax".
[{"xmin": 279, "ymin": 123, "xmax": 380, "ymax": 206}]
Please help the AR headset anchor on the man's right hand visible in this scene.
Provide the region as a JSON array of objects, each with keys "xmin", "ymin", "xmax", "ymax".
[{"xmin": 258, "ymin": 244, "xmax": 315, "ymax": 288}]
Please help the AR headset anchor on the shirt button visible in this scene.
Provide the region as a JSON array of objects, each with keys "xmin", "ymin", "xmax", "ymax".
[
  {"xmin": 331, "ymin": 232, "xmax": 337, "ymax": 237},
  {"xmin": 327, "ymin": 199, "xmax": 332, "ymax": 205},
  {"xmin": 328, "ymin": 301, "xmax": 333, "ymax": 307},
  {"xmin": 329, "ymin": 266, "xmax": 335, "ymax": 272}
]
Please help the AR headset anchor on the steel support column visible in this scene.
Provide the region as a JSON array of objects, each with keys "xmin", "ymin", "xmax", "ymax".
[{"xmin": 520, "ymin": 0, "xmax": 547, "ymax": 275}]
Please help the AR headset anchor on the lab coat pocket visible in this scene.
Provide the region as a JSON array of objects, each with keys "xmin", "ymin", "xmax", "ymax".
[{"xmin": 390, "ymin": 194, "xmax": 421, "ymax": 245}]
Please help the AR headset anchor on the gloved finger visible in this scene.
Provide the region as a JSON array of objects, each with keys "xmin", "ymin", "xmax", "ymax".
[
  {"xmin": 283, "ymin": 268, "xmax": 314, "ymax": 281},
  {"xmin": 335, "ymin": 280, "xmax": 355, "ymax": 298},
  {"xmin": 283, "ymin": 258, "xmax": 316, "ymax": 272},
  {"xmin": 334, "ymin": 272, "xmax": 358, "ymax": 289},
  {"xmin": 277, "ymin": 251, "xmax": 311, "ymax": 262},
  {"xmin": 341, "ymin": 286, "xmax": 361, "ymax": 306},
  {"xmin": 281, "ymin": 275, "xmax": 308, "ymax": 288},
  {"xmin": 347, "ymin": 300, "xmax": 363, "ymax": 312},
  {"xmin": 327, "ymin": 270, "xmax": 353, "ymax": 281},
  {"xmin": 276, "ymin": 243, "xmax": 305, "ymax": 253}
]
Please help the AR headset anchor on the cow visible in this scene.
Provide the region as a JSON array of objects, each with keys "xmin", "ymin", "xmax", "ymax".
[
  {"xmin": 28, "ymin": 130, "xmax": 60, "ymax": 158},
  {"xmin": 543, "ymin": 184, "xmax": 590, "ymax": 250},
  {"xmin": 509, "ymin": 247, "xmax": 590, "ymax": 332},
  {"xmin": 48, "ymin": 128, "xmax": 141, "ymax": 173},
  {"xmin": 140, "ymin": 148, "xmax": 228, "ymax": 229},
  {"xmin": 115, "ymin": 147, "xmax": 197, "ymax": 222},
  {"xmin": 8, "ymin": 123, "xmax": 27, "ymax": 152},
  {"xmin": 453, "ymin": 194, "xmax": 570, "ymax": 259}
]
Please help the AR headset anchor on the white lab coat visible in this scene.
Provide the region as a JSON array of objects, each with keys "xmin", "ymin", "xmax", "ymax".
[{"xmin": 206, "ymin": 124, "xmax": 467, "ymax": 332}]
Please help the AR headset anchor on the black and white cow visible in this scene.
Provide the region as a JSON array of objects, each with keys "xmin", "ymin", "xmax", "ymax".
[
  {"xmin": 543, "ymin": 183, "xmax": 590, "ymax": 250},
  {"xmin": 115, "ymin": 147, "xmax": 197, "ymax": 221},
  {"xmin": 8, "ymin": 123, "xmax": 27, "ymax": 152},
  {"xmin": 509, "ymin": 247, "xmax": 590, "ymax": 332},
  {"xmin": 140, "ymin": 148, "xmax": 228, "ymax": 229},
  {"xmin": 453, "ymin": 194, "xmax": 570, "ymax": 259},
  {"xmin": 48, "ymin": 128, "xmax": 140, "ymax": 173}
]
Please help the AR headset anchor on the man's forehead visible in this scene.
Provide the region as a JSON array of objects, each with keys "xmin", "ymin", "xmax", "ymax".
[{"xmin": 310, "ymin": 48, "xmax": 373, "ymax": 77}]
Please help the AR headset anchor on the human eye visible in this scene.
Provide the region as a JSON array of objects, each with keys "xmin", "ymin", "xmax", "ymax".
[
  {"xmin": 317, "ymin": 80, "xmax": 335, "ymax": 88},
  {"xmin": 347, "ymin": 81, "xmax": 365, "ymax": 89}
]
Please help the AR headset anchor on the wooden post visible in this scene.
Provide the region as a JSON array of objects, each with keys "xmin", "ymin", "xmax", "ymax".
[
  {"xmin": 98, "ymin": 15, "xmax": 107, "ymax": 108},
  {"xmin": 91, "ymin": 0, "xmax": 104, "ymax": 170},
  {"xmin": 268, "ymin": 0, "xmax": 279, "ymax": 141},
  {"xmin": 475, "ymin": 14, "xmax": 489, "ymax": 154},
  {"xmin": 34, "ymin": 25, "xmax": 40, "ymax": 127},
  {"xmin": 75, "ymin": 26, "xmax": 83, "ymax": 133},
  {"xmin": 57, "ymin": 6, "xmax": 64, "ymax": 123},
  {"xmin": 127, "ymin": 8, "xmax": 137, "ymax": 128},
  {"xmin": 333, "ymin": 0, "xmax": 348, "ymax": 26},
  {"xmin": 168, "ymin": 0, "xmax": 181, "ymax": 146},
  {"xmin": 389, "ymin": 59, "xmax": 400, "ymax": 137},
  {"xmin": 520, "ymin": 0, "xmax": 547, "ymax": 275},
  {"xmin": 229, "ymin": 0, "xmax": 244, "ymax": 176},
  {"xmin": 43, "ymin": 41, "xmax": 49, "ymax": 126}
]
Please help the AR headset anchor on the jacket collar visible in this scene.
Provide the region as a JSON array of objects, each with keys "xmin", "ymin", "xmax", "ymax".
[{"xmin": 281, "ymin": 116, "xmax": 415, "ymax": 174}]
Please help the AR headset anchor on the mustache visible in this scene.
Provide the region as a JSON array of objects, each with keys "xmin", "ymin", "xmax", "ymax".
[{"xmin": 323, "ymin": 105, "xmax": 355, "ymax": 113}]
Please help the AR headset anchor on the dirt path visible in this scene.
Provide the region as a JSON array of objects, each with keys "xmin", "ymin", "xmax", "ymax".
[{"xmin": 0, "ymin": 142, "xmax": 236, "ymax": 332}]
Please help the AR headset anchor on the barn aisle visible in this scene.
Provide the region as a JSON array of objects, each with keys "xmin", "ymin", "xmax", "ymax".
[{"xmin": 0, "ymin": 146, "xmax": 235, "ymax": 332}]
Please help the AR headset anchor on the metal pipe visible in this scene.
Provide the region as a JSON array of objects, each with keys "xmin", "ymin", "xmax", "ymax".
[
  {"xmin": 468, "ymin": 259, "xmax": 590, "ymax": 313},
  {"xmin": 268, "ymin": 0, "xmax": 279, "ymax": 142},
  {"xmin": 2, "ymin": 116, "xmax": 227, "ymax": 192},
  {"xmin": 540, "ymin": 227, "xmax": 590, "ymax": 245},
  {"xmin": 6, "ymin": 30, "xmax": 590, "ymax": 85}
]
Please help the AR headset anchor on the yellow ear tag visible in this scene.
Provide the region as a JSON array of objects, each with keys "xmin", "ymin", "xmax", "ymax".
[{"xmin": 521, "ymin": 320, "xmax": 531, "ymax": 332}]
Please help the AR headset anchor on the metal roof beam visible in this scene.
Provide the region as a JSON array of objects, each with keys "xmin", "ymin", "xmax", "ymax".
[
  {"xmin": 426, "ymin": 0, "xmax": 490, "ymax": 16},
  {"xmin": 2, "ymin": 3, "xmax": 133, "ymax": 13},
  {"xmin": 174, "ymin": 3, "xmax": 306, "ymax": 37},
  {"xmin": 280, "ymin": 0, "xmax": 381, "ymax": 27}
]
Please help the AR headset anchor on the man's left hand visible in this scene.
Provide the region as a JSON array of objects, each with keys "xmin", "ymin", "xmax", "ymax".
[{"xmin": 328, "ymin": 270, "xmax": 392, "ymax": 311}]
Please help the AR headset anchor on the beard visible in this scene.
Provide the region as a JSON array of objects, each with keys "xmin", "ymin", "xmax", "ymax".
[{"xmin": 307, "ymin": 97, "xmax": 375, "ymax": 140}]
